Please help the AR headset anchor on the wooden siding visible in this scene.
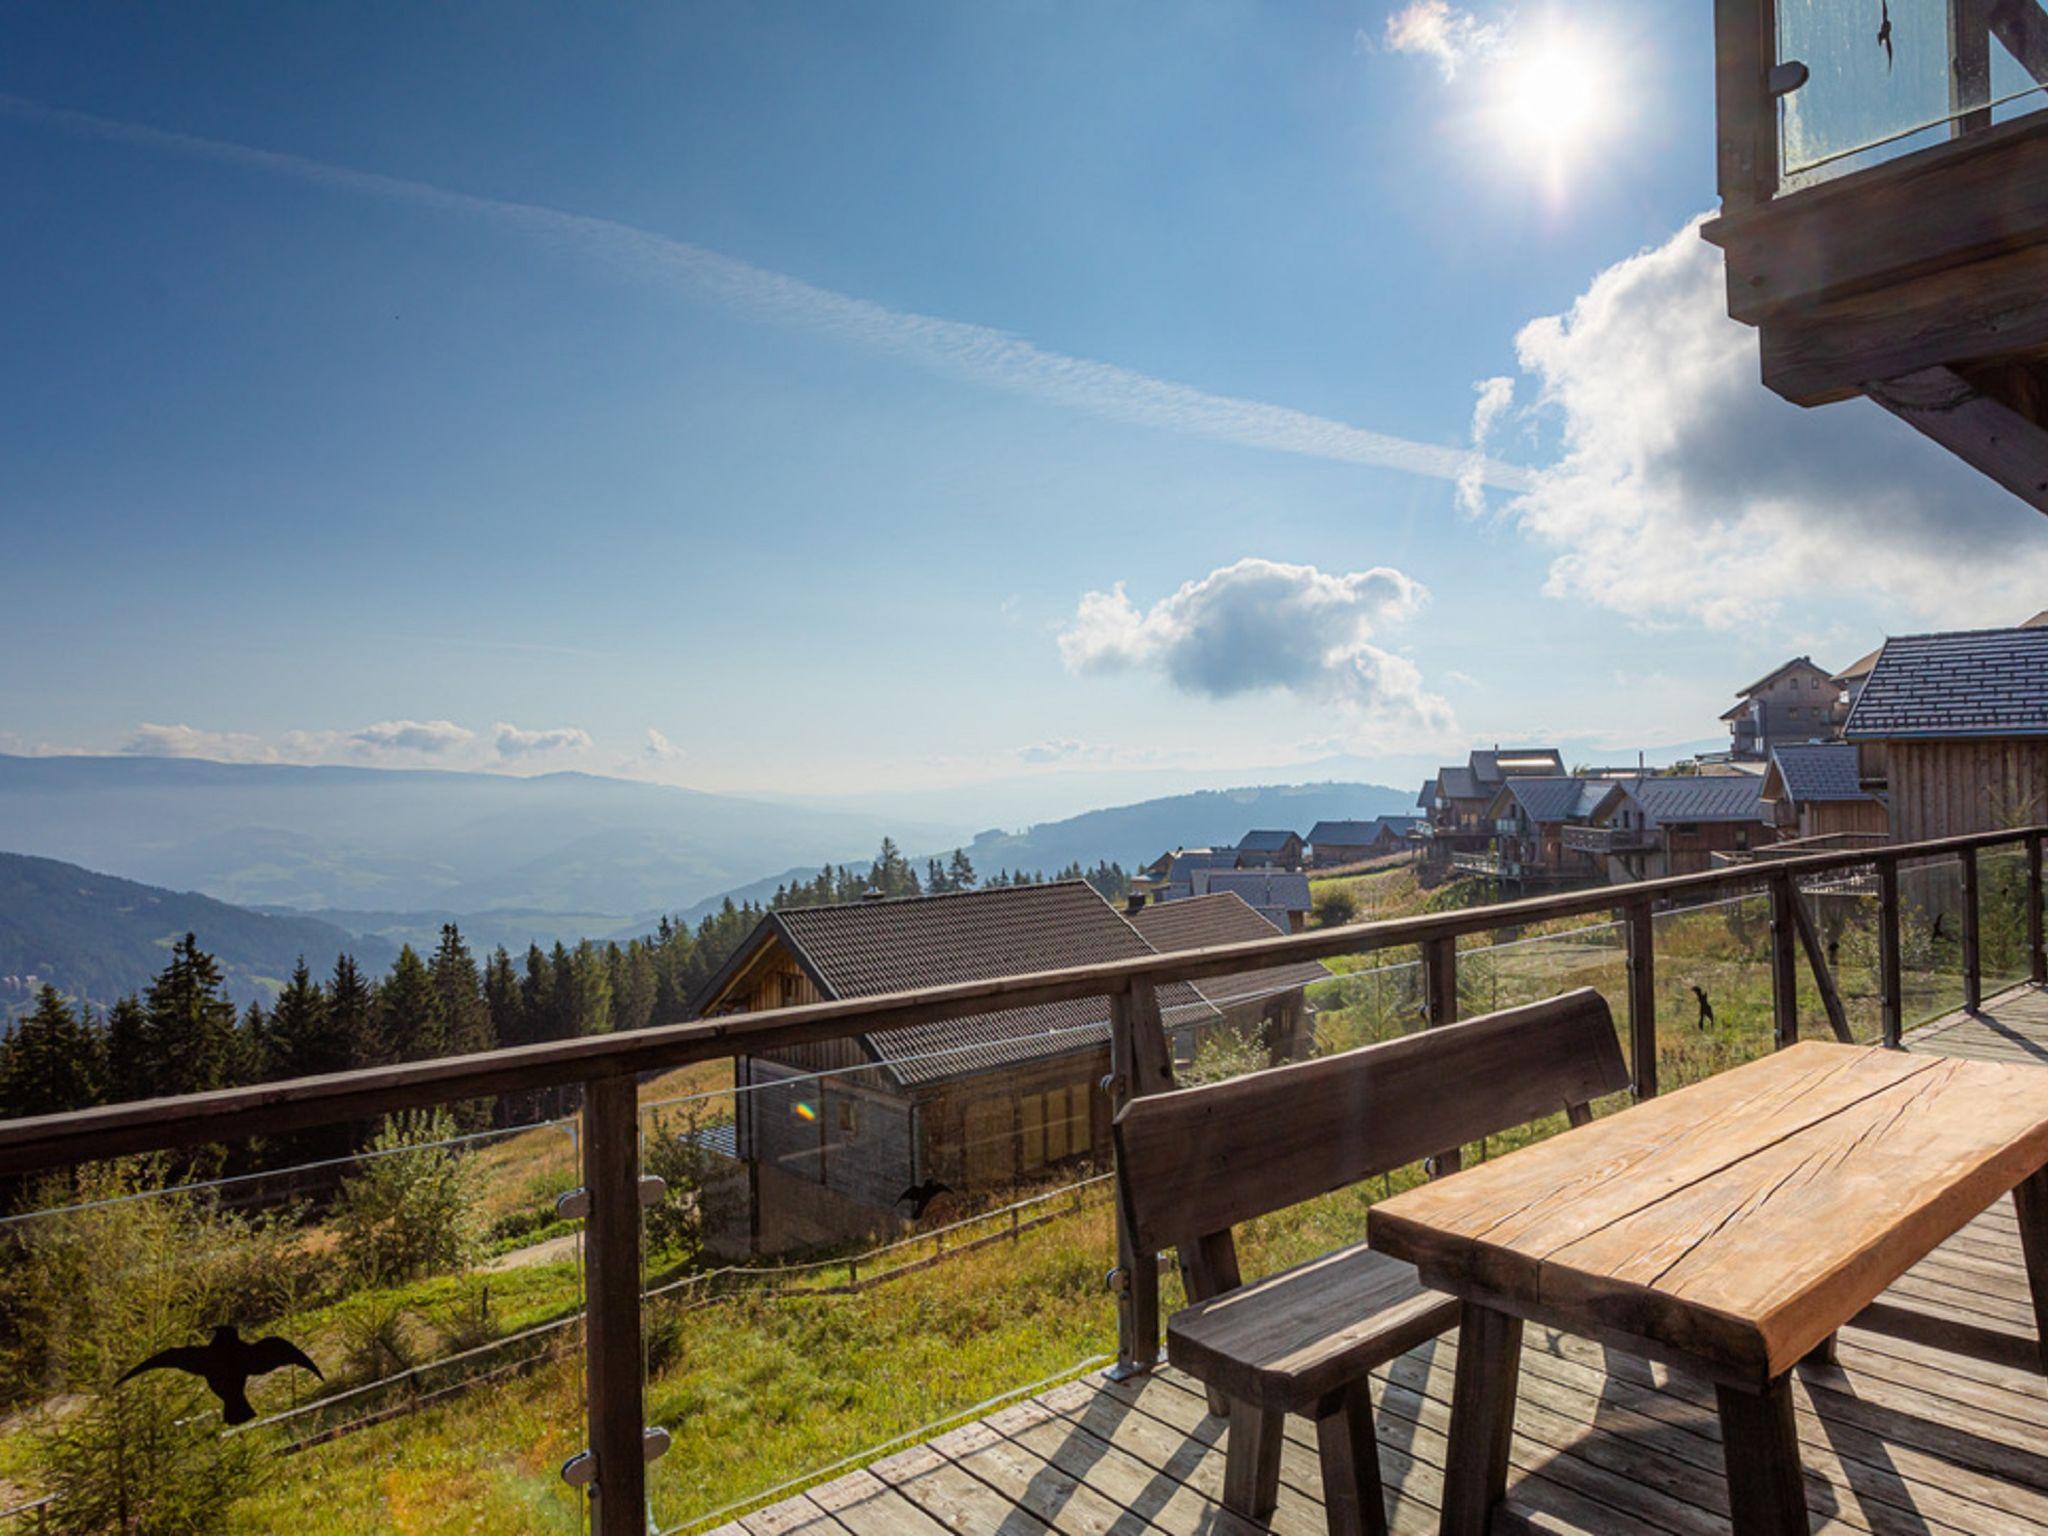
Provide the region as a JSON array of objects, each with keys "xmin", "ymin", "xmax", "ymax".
[
  {"xmin": 1888, "ymin": 738, "xmax": 2048, "ymax": 843},
  {"xmin": 916, "ymin": 1047, "xmax": 1112, "ymax": 1193},
  {"xmin": 1798, "ymin": 796, "xmax": 1891, "ymax": 841}
]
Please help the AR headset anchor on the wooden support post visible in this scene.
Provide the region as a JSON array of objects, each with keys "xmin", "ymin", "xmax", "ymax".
[
  {"xmin": 1107, "ymin": 979, "xmax": 1175, "ymax": 1378},
  {"xmin": 1716, "ymin": 1374, "xmax": 1809, "ymax": 1535},
  {"xmin": 1625, "ymin": 901, "xmax": 1657, "ymax": 1099},
  {"xmin": 1789, "ymin": 882, "xmax": 1853, "ymax": 1042},
  {"xmin": 2029, "ymin": 832, "xmax": 2045, "ymax": 986},
  {"xmin": 1440, "ymin": 1301, "xmax": 1523, "ymax": 1536},
  {"xmin": 1952, "ymin": 0, "xmax": 1994, "ymax": 135},
  {"xmin": 1713, "ymin": 0, "xmax": 1778, "ymax": 208},
  {"xmin": 2013, "ymin": 1166, "xmax": 2048, "ymax": 1374},
  {"xmin": 1961, "ymin": 846, "xmax": 1983, "ymax": 1013},
  {"xmin": 580, "ymin": 1074, "xmax": 646, "ymax": 1536},
  {"xmin": 1422, "ymin": 935, "xmax": 1462, "ymax": 1175},
  {"xmin": 1768, "ymin": 872, "xmax": 1800, "ymax": 1048},
  {"xmin": 1879, "ymin": 858, "xmax": 1904, "ymax": 1048}
]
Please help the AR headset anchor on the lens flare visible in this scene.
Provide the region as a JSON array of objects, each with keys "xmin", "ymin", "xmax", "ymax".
[{"xmin": 792, "ymin": 1101, "xmax": 817, "ymax": 1122}]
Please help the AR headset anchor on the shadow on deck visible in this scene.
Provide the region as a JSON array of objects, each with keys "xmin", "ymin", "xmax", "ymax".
[{"xmin": 723, "ymin": 985, "xmax": 2048, "ymax": 1536}]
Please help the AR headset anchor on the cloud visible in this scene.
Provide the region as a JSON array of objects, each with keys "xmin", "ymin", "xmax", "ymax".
[
  {"xmin": 492, "ymin": 721, "xmax": 592, "ymax": 759},
  {"xmin": 1485, "ymin": 217, "xmax": 2048, "ymax": 627},
  {"xmin": 348, "ymin": 719, "xmax": 476, "ymax": 756},
  {"xmin": 1059, "ymin": 558, "xmax": 1453, "ymax": 733},
  {"xmin": 1456, "ymin": 375, "xmax": 1516, "ymax": 515},
  {"xmin": 121, "ymin": 723, "xmax": 275, "ymax": 761},
  {"xmin": 1383, "ymin": 1, "xmax": 1507, "ymax": 80},
  {"xmin": 644, "ymin": 727, "xmax": 686, "ymax": 762},
  {"xmin": 1016, "ymin": 739, "xmax": 1089, "ymax": 764},
  {"xmin": 0, "ymin": 93, "xmax": 1532, "ymax": 498}
]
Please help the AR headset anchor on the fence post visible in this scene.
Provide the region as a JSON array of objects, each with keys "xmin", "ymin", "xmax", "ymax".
[
  {"xmin": 1423, "ymin": 936, "xmax": 1458, "ymax": 1030},
  {"xmin": 1625, "ymin": 901, "xmax": 1657, "ymax": 1099},
  {"xmin": 1107, "ymin": 978, "xmax": 1174, "ymax": 1378},
  {"xmin": 2029, "ymin": 831, "xmax": 2045, "ymax": 986},
  {"xmin": 1960, "ymin": 845, "xmax": 1982, "ymax": 1013},
  {"xmin": 1768, "ymin": 871, "xmax": 1800, "ymax": 1048},
  {"xmin": 580, "ymin": 1074, "xmax": 646, "ymax": 1536},
  {"xmin": 1879, "ymin": 857, "xmax": 1904, "ymax": 1048},
  {"xmin": 1713, "ymin": 0, "xmax": 1779, "ymax": 209}
]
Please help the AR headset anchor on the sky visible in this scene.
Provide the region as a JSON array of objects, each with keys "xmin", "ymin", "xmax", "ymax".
[{"xmin": 6, "ymin": 0, "xmax": 2047, "ymax": 819}]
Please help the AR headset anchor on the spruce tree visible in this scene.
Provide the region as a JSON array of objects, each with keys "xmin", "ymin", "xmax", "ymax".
[
  {"xmin": 429, "ymin": 925, "xmax": 493, "ymax": 1058},
  {"xmin": 377, "ymin": 945, "xmax": 441, "ymax": 1062},
  {"xmin": 948, "ymin": 848, "xmax": 976, "ymax": 890},
  {"xmin": 142, "ymin": 934, "xmax": 241, "ymax": 1098},
  {"xmin": 0, "ymin": 986, "xmax": 105, "ymax": 1117},
  {"xmin": 328, "ymin": 953, "xmax": 379, "ymax": 1068},
  {"xmin": 102, "ymin": 995, "xmax": 149, "ymax": 1104}
]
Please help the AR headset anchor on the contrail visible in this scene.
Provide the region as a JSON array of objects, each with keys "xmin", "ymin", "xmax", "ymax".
[{"xmin": 1, "ymin": 93, "xmax": 1535, "ymax": 493}]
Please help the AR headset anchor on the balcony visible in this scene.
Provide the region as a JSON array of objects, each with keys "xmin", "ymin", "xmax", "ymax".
[
  {"xmin": 0, "ymin": 828, "xmax": 2042, "ymax": 1535},
  {"xmin": 1703, "ymin": 0, "xmax": 2048, "ymax": 511},
  {"xmin": 1563, "ymin": 823, "xmax": 1658, "ymax": 854}
]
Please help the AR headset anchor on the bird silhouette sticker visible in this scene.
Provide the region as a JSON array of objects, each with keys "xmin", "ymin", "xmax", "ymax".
[
  {"xmin": 1877, "ymin": 0, "xmax": 1893, "ymax": 69},
  {"xmin": 1692, "ymin": 984, "xmax": 1716, "ymax": 1031},
  {"xmin": 896, "ymin": 1179, "xmax": 952, "ymax": 1220},
  {"xmin": 118, "ymin": 1325, "xmax": 322, "ymax": 1426},
  {"xmin": 1933, "ymin": 911, "xmax": 1949, "ymax": 942}
]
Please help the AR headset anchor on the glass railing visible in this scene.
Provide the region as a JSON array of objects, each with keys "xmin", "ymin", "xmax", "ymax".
[{"xmin": 1777, "ymin": 0, "xmax": 2048, "ymax": 191}]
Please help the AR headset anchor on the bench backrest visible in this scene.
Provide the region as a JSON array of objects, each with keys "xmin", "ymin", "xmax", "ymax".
[{"xmin": 1113, "ymin": 988, "xmax": 1629, "ymax": 1259}]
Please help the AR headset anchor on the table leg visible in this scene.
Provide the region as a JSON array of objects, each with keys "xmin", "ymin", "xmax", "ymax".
[
  {"xmin": 1441, "ymin": 1300, "xmax": 1522, "ymax": 1536},
  {"xmin": 2017, "ymin": 1166, "xmax": 2048, "ymax": 1374},
  {"xmin": 1715, "ymin": 1373, "xmax": 1808, "ymax": 1534}
]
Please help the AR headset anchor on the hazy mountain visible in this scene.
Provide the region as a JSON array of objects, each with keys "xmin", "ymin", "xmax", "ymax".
[
  {"xmin": 0, "ymin": 755, "xmax": 956, "ymax": 918},
  {"xmin": 0, "ymin": 852, "xmax": 400, "ymax": 1020},
  {"xmin": 666, "ymin": 779, "xmax": 1420, "ymax": 927}
]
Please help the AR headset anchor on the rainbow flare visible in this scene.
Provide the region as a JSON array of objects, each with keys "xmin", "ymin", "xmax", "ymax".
[{"xmin": 792, "ymin": 1101, "xmax": 817, "ymax": 1122}]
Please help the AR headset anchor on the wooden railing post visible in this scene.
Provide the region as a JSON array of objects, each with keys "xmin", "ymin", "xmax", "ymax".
[
  {"xmin": 580, "ymin": 1074, "xmax": 647, "ymax": 1536},
  {"xmin": 1423, "ymin": 936, "xmax": 1457, "ymax": 1030},
  {"xmin": 1714, "ymin": 0, "xmax": 1779, "ymax": 208},
  {"xmin": 1107, "ymin": 979, "xmax": 1174, "ymax": 1378},
  {"xmin": 1768, "ymin": 871, "xmax": 1800, "ymax": 1048},
  {"xmin": 1960, "ymin": 846, "xmax": 1983, "ymax": 1013},
  {"xmin": 2029, "ymin": 832, "xmax": 2045, "ymax": 986},
  {"xmin": 1625, "ymin": 901, "xmax": 1657, "ymax": 1099},
  {"xmin": 1879, "ymin": 857, "xmax": 1905, "ymax": 1048}
]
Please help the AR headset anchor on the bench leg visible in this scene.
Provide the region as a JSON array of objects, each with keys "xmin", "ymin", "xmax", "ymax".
[
  {"xmin": 1441, "ymin": 1301, "xmax": 1521, "ymax": 1536},
  {"xmin": 1716, "ymin": 1373, "xmax": 1809, "ymax": 1535},
  {"xmin": 1315, "ymin": 1381, "xmax": 1387, "ymax": 1536},
  {"xmin": 2015, "ymin": 1168, "xmax": 2048, "ymax": 1374},
  {"xmin": 1220, "ymin": 1397, "xmax": 1284, "ymax": 1521}
]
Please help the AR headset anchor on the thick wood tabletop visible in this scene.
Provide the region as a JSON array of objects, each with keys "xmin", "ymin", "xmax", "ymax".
[{"xmin": 1367, "ymin": 1042, "xmax": 2048, "ymax": 1384}]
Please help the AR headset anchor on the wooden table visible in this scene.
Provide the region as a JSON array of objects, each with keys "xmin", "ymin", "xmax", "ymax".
[{"xmin": 1366, "ymin": 1042, "xmax": 2048, "ymax": 1536}]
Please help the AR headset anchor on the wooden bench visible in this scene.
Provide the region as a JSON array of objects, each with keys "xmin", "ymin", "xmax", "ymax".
[{"xmin": 1111, "ymin": 989, "xmax": 1631, "ymax": 1536}]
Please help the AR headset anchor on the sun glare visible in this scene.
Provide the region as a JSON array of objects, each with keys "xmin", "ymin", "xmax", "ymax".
[{"xmin": 1486, "ymin": 22, "xmax": 1621, "ymax": 189}]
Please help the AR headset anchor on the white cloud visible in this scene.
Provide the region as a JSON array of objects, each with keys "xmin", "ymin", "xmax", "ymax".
[
  {"xmin": 0, "ymin": 93, "xmax": 1532, "ymax": 498},
  {"xmin": 1060, "ymin": 558, "xmax": 1453, "ymax": 735},
  {"xmin": 349, "ymin": 719, "xmax": 475, "ymax": 757},
  {"xmin": 493, "ymin": 721, "xmax": 593, "ymax": 759},
  {"xmin": 1383, "ymin": 1, "xmax": 1507, "ymax": 80},
  {"xmin": 1489, "ymin": 217, "xmax": 2048, "ymax": 627},
  {"xmin": 644, "ymin": 727, "xmax": 686, "ymax": 762},
  {"xmin": 121, "ymin": 723, "xmax": 276, "ymax": 761},
  {"xmin": 1457, "ymin": 375, "xmax": 1516, "ymax": 514}
]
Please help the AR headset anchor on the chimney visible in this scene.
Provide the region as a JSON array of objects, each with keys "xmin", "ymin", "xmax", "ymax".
[
  {"xmin": 1126, "ymin": 893, "xmax": 1146, "ymax": 915},
  {"xmin": 861, "ymin": 886, "xmax": 887, "ymax": 902}
]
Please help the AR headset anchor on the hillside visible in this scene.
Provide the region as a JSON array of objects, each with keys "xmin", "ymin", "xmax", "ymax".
[
  {"xmin": 0, "ymin": 852, "xmax": 400, "ymax": 1019},
  {"xmin": 0, "ymin": 755, "xmax": 956, "ymax": 919}
]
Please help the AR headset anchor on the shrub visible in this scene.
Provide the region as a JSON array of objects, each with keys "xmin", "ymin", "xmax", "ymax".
[
  {"xmin": 1311, "ymin": 886, "xmax": 1359, "ymax": 927},
  {"xmin": 332, "ymin": 1110, "xmax": 480, "ymax": 1286}
]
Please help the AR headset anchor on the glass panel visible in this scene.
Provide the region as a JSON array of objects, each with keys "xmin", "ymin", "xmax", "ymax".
[
  {"xmin": 0, "ymin": 1112, "xmax": 588, "ymax": 1533},
  {"xmin": 1899, "ymin": 854, "xmax": 1967, "ymax": 1030},
  {"xmin": 1980, "ymin": 846, "xmax": 2033, "ymax": 996},
  {"xmin": 1304, "ymin": 946, "xmax": 1425, "ymax": 1054},
  {"xmin": 638, "ymin": 1037, "xmax": 1115, "ymax": 1533},
  {"xmin": 1800, "ymin": 861, "xmax": 1886, "ymax": 1045},
  {"xmin": 1652, "ymin": 888, "xmax": 1777, "ymax": 1092},
  {"xmin": 1778, "ymin": 0, "xmax": 2048, "ymax": 190}
]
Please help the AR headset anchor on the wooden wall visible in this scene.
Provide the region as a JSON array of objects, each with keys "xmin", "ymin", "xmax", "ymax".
[
  {"xmin": 1799, "ymin": 797, "xmax": 1892, "ymax": 840},
  {"xmin": 1886, "ymin": 738, "xmax": 2048, "ymax": 842},
  {"xmin": 915, "ymin": 1047, "xmax": 1112, "ymax": 1193}
]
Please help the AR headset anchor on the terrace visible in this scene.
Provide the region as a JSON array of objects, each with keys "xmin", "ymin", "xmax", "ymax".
[{"xmin": 0, "ymin": 827, "xmax": 2043, "ymax": 1535}]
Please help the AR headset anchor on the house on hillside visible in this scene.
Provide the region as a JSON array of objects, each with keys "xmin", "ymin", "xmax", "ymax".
[
  {"xmin": 1760, "ymin": 743, "xmax": 1889, "ymax": 844},
  {"xmin": 1843, "ymin": 627, "xmax": 2048, "ymax": 841},
  {"xmin": 1130, "ymin": 892, "xmax": 1331, "ymax": 1066},
  {"xmin": 693, "ymin": 881, "xmax": 1219, "ymax": 1254},
  {"xmin": 1184, "ymin": 868, "xmax": 1313, "ymax": 933},
  {"xmin": 1423, "ymin": 748, "xmax": 1565, "ymax": 863},
  {"xmin": 1720, "ymin": 656, "xmax": 1840, "ymax": 760},
  {"xmin": 1231, "ymin": 829, "xmax": 1304, "ymax": 870},
  {"xmin": 1306, "ymin": 818, "xmax": 1409, "ymax": 867},
  {"xmin": 1483, "ymin": 777, "xmax": 1609, "ymax": 886},
  {"xmin": 1573, "ymin": 775, "xmax": 1777, "ymax": 879}
]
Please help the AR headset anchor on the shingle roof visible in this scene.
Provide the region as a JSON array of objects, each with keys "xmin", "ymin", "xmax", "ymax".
[
  {"xmin": 1306, "ymin": 819, "xmax": 1383, "ymax": 845},
  {"xmin": 1236, "ymin": 829, "xmax": 1301, "ymax": 852},
  {"xmin": 1130, "ymin": 893, "xmax": 1331, "ymax": 1010},
  {"xmin": 1495, "ymin": 776, "xmax": 1609, "ymax": 824},
  {"xmin": 1438, "ymin": 766, "xmax": 1481, "ymax": 801},
  {"xmin": 1470, "ymin": 747, "xmax": 1565, "ymax": 784},
  {"xmin": 1417, "ymin": 780, "xmax": 1437, "ymax": 809},
  {"xmin": 1188, "ymin": 869, "xmax": 1312, "ymax": 930},
  {"xmin": 1735, "ymin": 655, "xmax": 1830, "ymax": 698},
  {"xmin": 1767, "ymin": 743, "xmax": 1871, "ymax": 804},
  {"xmin": 1377, "ymin": 815, "xmax": 1425, "ymax": 836},
  {"xmin": 1843, "ymin": 628, "xmax": 2048, "ymax": 740},
  {"xmin": 1626, "ymin": 774, "xmax": 1768, "ymax": 824},
  {"xmin": 760, "ymin": 882, "xmax": 1217, "ymax": 1086},
  {"xmin": 1167, "ymin": 850, "xmax": 1241, "ymax": 883}
]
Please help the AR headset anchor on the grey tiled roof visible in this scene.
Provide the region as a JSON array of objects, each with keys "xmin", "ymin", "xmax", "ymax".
[
  {"xmin": 771, "ymin": 881, "xmax": 1216, "ymax": 1086},
  {"xmin": 1768, "ymin": 743, "xmax": 1871, "ymax": 803},
  {"xmin": 1471, "ymin": 747, "xmax": 1565, "ymax": 784},
  {"xmin": 1189, "ymin": 869, "xmax": 1312, "ymax": 927},
  {"xmin": 1235, "ymin": 828, "xmax": 1301, "ymax": 852},
  {"xmin": 1167, "ymin": 850, "xmax": 1241, "ymax": 883},
  {"xmin": 1306, "ymin": 819, "xmax": 1383, "ymax": 845},
  {"xmin": 1130, "ymin": 893, "xmax": 1331, "ymax": 1009},
  {"xmin": 1496, "ymin": 776, "xmax": 1608, "ymax": 824},
  {"xmin": 1438, "ymin": 766, "xmax": 1481, "ymax": 801},
  {"xmin": 1843, "ymin": 628, "xmax": 2048, "ymax": 740},
  {"xmin": 1417, "ymin": 780, "xmax": 1437, "ymax": 809},
  {"xmin": 1627, "ymin": 774, "xmax": 1768, "ymax": 825}
]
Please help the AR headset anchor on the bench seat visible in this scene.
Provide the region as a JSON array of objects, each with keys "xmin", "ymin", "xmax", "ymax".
[{"xmin": 1167, "ymin": 1242, "xmax": 1458, "ymax": 1413}]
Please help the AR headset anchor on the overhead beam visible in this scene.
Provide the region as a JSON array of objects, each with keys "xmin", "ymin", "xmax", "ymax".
[
  {"xmin": 1991, "ymin": 0, "xmax": 2048, "ymax": 82},
  {"xmin": 1868, "ymin": 365, "xmax": 2048, "ymax": 512}
]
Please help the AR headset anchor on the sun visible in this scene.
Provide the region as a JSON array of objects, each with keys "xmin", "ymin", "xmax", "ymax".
[{"xmin": 1486, "ymin": 22, "xmax": 1621, "ymax": 186}]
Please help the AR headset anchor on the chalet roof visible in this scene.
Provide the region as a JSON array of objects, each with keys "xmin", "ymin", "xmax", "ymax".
[
  {"xmin": 1843, "ymin": 628, "xmax": 2048, "ymax": 741},
  {"xmin": 1832, "ymin": 647, "xmax": 1882, "ymax": 684},
  {"xmin": 1734, "ymin": 655, "xmax": 1832, "ymax": 698},
  {"xmin": 1470, "ymin": 747, "xmax": 1565, "ymax": 784},
  {"xmin": 1377, "ymin": 815, "xmax": 1425, "ymax": 835},
  {"xmin": 1236, "ymin": 829, "xmax": 1301, "ymax": 852},
  {"xmin": 1130, "ymin": 893, "xmax": 1331, "ymax": 1010},
  {"xmin": 703, "ymin": 882, "xmax": 1216, "ymax": 1087},
  {"xmin": 1438, "ymin": 766, "xmax": 1482, "ymax": 801},
  {"xmin": 1188, "ymin": 869, "xmax": 1313, "ymax": 929},
  {"xmin": 1417, "ymin": 780, "xmax": 1437, "ymax": 810},
  {"xmin": 1611, "ymin": 774, "xmax": 1769, "ymax": 825},
  {"xmin": 1167, "ymin": 849, "xmax": 1241, "ymax": 883},
  {"xmin": 1765, "ymin": 743, "xmax": 1871, "ymax": 804},
  {"xmin": 1306, "ymin": 819, "xmax": 1383, "ymax": 845},
  {"xmin": 1490, "ymin": 776, "xmax": 1609, "ymax": 824}
]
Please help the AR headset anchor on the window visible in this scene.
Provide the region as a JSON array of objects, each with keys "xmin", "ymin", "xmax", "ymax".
[
  {"xmin": 836, "ymin": 1100, "xmax": 857, "ymax": 1134},
  {"xmin": 1020, "ymin": 1085, "xmax": 1091, "ymax": 1170}
]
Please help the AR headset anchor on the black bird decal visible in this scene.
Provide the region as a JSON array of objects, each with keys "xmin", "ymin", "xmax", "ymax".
[
  {"xmin": 896, "ymin": 1179, "xmax": 952, "ymax": 1220},
  {"xmin": 1692, "ymin": 985, "xmax": 1716, "ymax": 1031},
  {"xmin": 118, "ymin": 1325, "xmax": 321, "ymax": 1426},
  {"xmin": 1878, "ymin": 0, "xmax": 1893, "ymax": 69},
  {"xmin": 1826, "ymin": 937, "xmax": 1841, "ymax": 970},
  {"xmin": 1933, "ymin": 911, "xmax": 1949, "ymax": 942}
]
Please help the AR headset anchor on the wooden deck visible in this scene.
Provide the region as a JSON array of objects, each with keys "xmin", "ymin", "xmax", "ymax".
[{"xmin": 721, "ymin": 985, "xmax": 2048, "ymax": 1536}]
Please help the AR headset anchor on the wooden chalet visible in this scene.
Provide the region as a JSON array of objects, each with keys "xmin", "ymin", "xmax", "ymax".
[
  {"xmin": 1183, "ymin": 867, "xmax": 1313, "ymax": 933},
  {"xmin": 1128, "ymin": 891, "xmax": 1331, "ymax": 1067},
  {"xmin": 1718, "ymin": 655, "xmax": 1841, "ymax": 760},
  {"xmin": 1759, "ymin": 740, "xmax": 1890, "ymax": 842},
  {"xmin": 1844, "ymin": 625, "xmax": 2048, "ymax": 840},
  {"xmin": 1305, "ymin": 817, "xmax": 1418, "ymax": 867},
  {"xmin": 1425, "ymin": 747, "xmax": 1565, "ymax": 862},
  {"xmin": 1482, "ymin": 776, "xmax": 1610, "ymax": 886},
  {"xmin": 1704, "ymin": 0, "xmax": 2048, "ymax": 512},
  {"xmin": 692, "ymin": 881, "xmax": 1219, "ymax": 1252},
  {"xmin": 1572, "ymin": 773, "xmax": 1778, "ymax": 879},
  {"xmin": 1230, "ymin": 828, "xmax": 1304, "ymax": 870}
]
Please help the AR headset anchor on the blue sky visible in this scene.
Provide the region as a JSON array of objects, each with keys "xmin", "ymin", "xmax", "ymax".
[{"xmin": 5, "ymin": 1, "xmax": 2046, "ymax": 817}]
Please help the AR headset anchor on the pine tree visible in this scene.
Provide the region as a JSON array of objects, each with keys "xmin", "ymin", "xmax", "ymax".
[
  {"xmin": 484, "ymin": 946, "xmax": 525, "ymax": 1047},
  {"xmin": 429, "ymin": 924, "xmax": 493, "ymax": 1058},
  {"xmin": 102, "ymin": 995, "xmax": 148, "ymax": 1104},
  {"xmin": 261, "ymin": 958, "xmax": 353, "ymax": 1161},
  {"xmin": 142, "ymin": 934, "xmax": 241, "ymax": 1098},
  {"xmin": 948, "ymin": 848, "xmax": 976, "ymax": 890},
  {"xmin": 378, "ymin": 945, "xmax": 441, "ymax": 1062},
  {"xmin": 0, "ymin": 986, "xmax": 105, "ymax": 1117},
  {"xmin": 328, "ymin": 953, "xmax": 379, "ymax": 1068},
  {"xmin": 926, "ymin": 857, "xmax": 948, "ymax": 894}
]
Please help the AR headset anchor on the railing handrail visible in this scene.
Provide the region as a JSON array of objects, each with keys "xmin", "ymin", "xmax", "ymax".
[{"xmin": 0, "ymin": 823, "xmax": 2041, "ymax": 1177}]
